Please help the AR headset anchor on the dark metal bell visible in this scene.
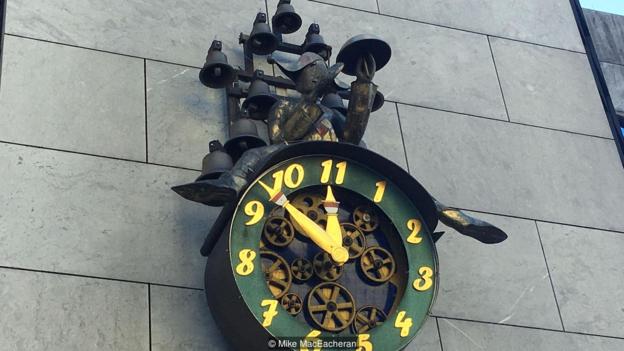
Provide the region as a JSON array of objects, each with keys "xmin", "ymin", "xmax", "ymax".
[
  {"xmin": 199, "ymin": 40, "xmax": 237, "ymax": 89},
  {"xmin": 272, "ymin": 0, "xmax": 302, "ymax": 34},
  {"xmin": 197, "ymin": 140, "xmax": 234, "ymax": 181},
  {"xmin": 321, "ymin": 93, "xmax": 347, "ymax": 115},
  {"xmin": 336, "ymin": 34, "xmax": 392, "ymax": 76},
  {"xmin": 302, "ymin": 24, "xmax": 332, "ymax": 60},
  {"xmin": 242, "ymin": 73, "xmax": 279, "ymax": 120},
  {"xmin": 372, "ymin": 90, "xmax": 385, "ymax": 112},
  {"xmin": 248, "ymin": 12, "xmax": 279, "ymax": 55},
  {"xmin": 224, "ymin": 119, "xmax": 267, "ymax": 161}
]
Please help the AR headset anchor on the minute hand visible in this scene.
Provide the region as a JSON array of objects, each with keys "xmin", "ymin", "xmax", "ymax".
[
  {"xmin": 283, "ymin": 203, "xmax": 348, "ymax": 264},
  {"xmin": 257, "ymin": 181, "xmax": 348, "ymax": 264}
]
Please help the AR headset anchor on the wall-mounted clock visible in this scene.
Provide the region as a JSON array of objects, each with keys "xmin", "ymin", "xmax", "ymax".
[{"xmin": 205, "ymin": 141, "xmax": 440, "ymax": 351}]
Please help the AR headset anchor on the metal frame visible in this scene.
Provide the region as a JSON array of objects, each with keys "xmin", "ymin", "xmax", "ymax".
[
  {"xmin": 569, "ymin": 0, "xmax": 624, "ymax": 168},
  {"xmin": 0, "ymin": 0, "xmax": 7, "ymax": 90}
]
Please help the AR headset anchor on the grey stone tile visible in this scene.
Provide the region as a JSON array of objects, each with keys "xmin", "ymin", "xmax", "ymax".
[
  {"xmin": 6, "ymin": 0, "xmax": 267, "ymax": 68},
  {"xmin": 404, "ymin": 317, "xmax": 442, "ymax": 351},
  {"xmin": 0, "ymin": 268, "xmax": 149, "ymax": 351},
  {"xmin": 309, "ymin": 0, "xmax": 379, "ymax": 13},
  {"xmin": 146, "ymin": 60, "xmax": 228, "ymax": 170},
  {"xmin": 269, "ymin": 0, "xmax": 507, "ymax": 120},
  {"xmin": 363, "ymin": 102, "xmax": 408, "ymax": 170},
  {"xmin": 0, "ymin": 142, "xmax": 216, "ymax": 288},
  {"xmin": 378, "ymin": 0, "xmax": 585, "ymax": 52},
  {"xmin": 438, "ymin": 318, "xmax": 624, "ymax": 351},
  {"xmin": 0, "ymin": 35, "xmax": 145, "ymax": 160},
  {"xmin": 151, "ymin": 286, "xmax": 228, "ymax": 351},
  {"xmin": 490, "ymin": 37, "xmax": 611, "ymax": 138},
  {"xmin": 398, "ymin": 104, "xmax": 624, "ymax": 233},
  {"xmin": 584, "ymin": 9, "xmax": 624, "ymax": 66},
  {"xmin": 538, "ymin": 223, "xmax": 624, "ymax": 338},
  {"xmin": 601, "ymin": 62, "xmax": 624, "ymax": 114},
  {"xmin": 433, "ymin": 212, "xmax": 562, "ymax": 330}
]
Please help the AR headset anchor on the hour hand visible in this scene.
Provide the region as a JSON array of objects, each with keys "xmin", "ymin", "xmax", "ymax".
[{"xmin": 258, "ymin": 181, "xmax": 348, "ymax": 264}]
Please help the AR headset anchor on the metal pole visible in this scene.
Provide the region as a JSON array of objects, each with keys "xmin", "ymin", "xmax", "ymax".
[{"xmin": 569, "ymin": 0, "xmax": 624, "ymax": 168}]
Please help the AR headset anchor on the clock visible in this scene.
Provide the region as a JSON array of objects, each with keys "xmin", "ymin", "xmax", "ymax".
[{"xmin": 204, "ymin": 141, "xmax": 439, "ymax": 351}]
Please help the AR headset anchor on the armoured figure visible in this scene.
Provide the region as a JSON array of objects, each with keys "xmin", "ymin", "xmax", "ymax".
[{"xmin": 173, "ymin": 49, "xmax": 507, "ymax": 245}]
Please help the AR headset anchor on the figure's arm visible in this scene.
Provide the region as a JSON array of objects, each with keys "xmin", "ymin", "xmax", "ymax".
[
  {"xmin": 279, "ymin": 63, "xmax": 343, "ymax": 142},
  {"xmin": 281, "ymin": 99, "xmax": 323, "ymax": 141},
  {"xmin": 343, "ymin": 54, "xmax": 377, "ymax": 144}
]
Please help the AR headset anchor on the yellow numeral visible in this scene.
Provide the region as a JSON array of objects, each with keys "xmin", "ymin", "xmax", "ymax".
[
  {"xmin": 300, "ymin": 329, "xmax": 322, "ymax": 351},
  {"xmin": 413, "ymin": 266, "xmax": 434, "ymax": 291},
  {"xmin": 394, "ymin": 311, "xmax": 413, "ymax": 337},
  {"xmin": 261, "ymin": 299, "xmax": 279, "ymax": 327},
  {"xmin": 357, "ymin": 333, "xmax": 373, "ymax": 351},
  {"xmin": 266, "ymin": 164, "xmax": 304, "ymax": 193},
  {"xmin": 284, "ymin": 163, "xmax": 305, "ymax": 188},
  {"xmin": 406, "ymin": 219, "xmax": 423, "ymax": 244},
  {"xmin": 373, "ymin": 181, "xmax": 386, "ymax": 203},
  {"xmin": 244, "ymin": 200, "xmax": 265, "ymax": 225},
  {"xmin": 235, "ymin": 249, "xmax": 256, "ymax": 276},
  {"xmin": 320, "ymin": 159, "xmax": 347, "ymax": 184}
]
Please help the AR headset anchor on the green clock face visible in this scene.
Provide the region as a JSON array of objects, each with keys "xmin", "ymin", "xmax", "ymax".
[{"xmin": 228, "ymin": 154, "xmax": 438, "ymax": 350}]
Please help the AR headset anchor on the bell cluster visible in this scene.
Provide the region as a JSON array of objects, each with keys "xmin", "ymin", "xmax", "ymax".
[
  {"xmin": 194, "ymin": 0, "xmax": 339, "ymax": 182},
  {"xmin": 194, "ymin": 0, "xmax": 391, "ymax": 184}
]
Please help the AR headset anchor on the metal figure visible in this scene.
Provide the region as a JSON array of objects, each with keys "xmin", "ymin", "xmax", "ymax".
[{"xmin": 172, "ymin": 10, "xmax": 508, "ymax": 245}]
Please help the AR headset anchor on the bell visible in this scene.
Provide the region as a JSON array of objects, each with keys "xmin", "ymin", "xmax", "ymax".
[
  {"xmin": 302, "ymin": 24, "xmax": 331, "ymax": 60},
  {"xmin": 197, "ymin": 140, "xmax": 234, "ymax": 181},
  {"xmin": 321, "ymin": 93, "xmax": 347, "ymax": 115},
  {"xmin": 224, "ymin": 119, "xmax": 268, "ymax": 161},
  {"xmin": 372, "ymin": 90, "xmax": 385, "ymax": 112},
  {"xmin": 272, "ymin": 0, "xmax": 302, "ymax": 34},
  {"xmin": 336, "ymin": 34, "xmax": 392, "ymax": 76},
  {"xmin": 242, "ymin": 72, "xmax": 279, "ymax": 120},
  {"xmin": 199, "ymin": 40, "xmax": 237, "ymax": 89},
  {"xmin": 248, "ymin": 12, "xmax": 279, "ymax": 55}
]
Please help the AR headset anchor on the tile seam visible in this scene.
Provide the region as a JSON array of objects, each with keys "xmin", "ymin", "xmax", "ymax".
[
  {"xmin": 389, "ymin": 99, "xmax": 615, "ymax": 140},
  {"xmin": 1, "ymin": 142, "xmax": 622, "ymax": 234},
  {"xmin": 144, "ymin": 59, "xmax": 149, "ymax": 163},
  {"xmin": 456, "ymin": 207, "xmax": 624, "ymax": 235},
  {"xmin": 148, "ymin": 284, "xmax": 153, "ymax": 351},
  {"xmin": 5, "ymin": 10, "xmax": 585, "ymax": 69},
  {"xmin": 599, "ymin": 59, "xmax": 624, "ymax": 68},
  {"xmin": 394, "ymin": 102, "xmax": 412, "ymax": 173},
  {"xmin": 435, "ymin": 317, "xmax": 445, "ymax": 351},
  {"xmin": 434, "ymin": 315, "xmax": 624, "ymax": 341},
  {"xmin": 307, "ymin": 1, "xmax": 585, "ymax": 54},
  {"xmin": 5, "ymin": 33, "xmax": 202, "ymax": 69},
  {"xmin": 487, "ymin": 36, "xmax": 512, "ymax": 122},
  {"xmin": 0, "ymin": 265, "xmax": 204, "ymax": 291},
  {"xmin": 534, "ymin": 221, "xmax": 567, "ymax": 331},
  {"xmin": 0, "ymin": 139, "xmax": 201, "ymax": 172}
]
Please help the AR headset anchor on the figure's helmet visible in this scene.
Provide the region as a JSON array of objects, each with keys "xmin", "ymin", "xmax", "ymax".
[
  {"xmin": 270, "ymin": 52, "xmax": 326, "ymax": 83},
  {"xmin": 270, "ymin": 52, "xmax": 342, "ymax": 95}
]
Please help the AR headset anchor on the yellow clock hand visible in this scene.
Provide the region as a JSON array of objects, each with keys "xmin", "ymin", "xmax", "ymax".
[
  {"xmin": 258, "ymin": 180, "xmax": 348, "ymax": 265},
  {"xmin": 323, "ymin": 186, "xmax": 344, "ymax": 248}
]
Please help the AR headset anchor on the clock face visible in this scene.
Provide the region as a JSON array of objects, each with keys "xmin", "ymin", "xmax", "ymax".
[{"xmin": 229, "ymin": 154, "xmax": 438, "ymax": 350}]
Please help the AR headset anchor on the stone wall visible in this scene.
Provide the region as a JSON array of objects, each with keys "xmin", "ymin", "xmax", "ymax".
[
  {"xmin": 0, "ymin": 1, "xmax": 623, "ymax": 350},
  {"xmin": 584, "ymin": 8, "xmax": 624, "ymax": 114}
]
